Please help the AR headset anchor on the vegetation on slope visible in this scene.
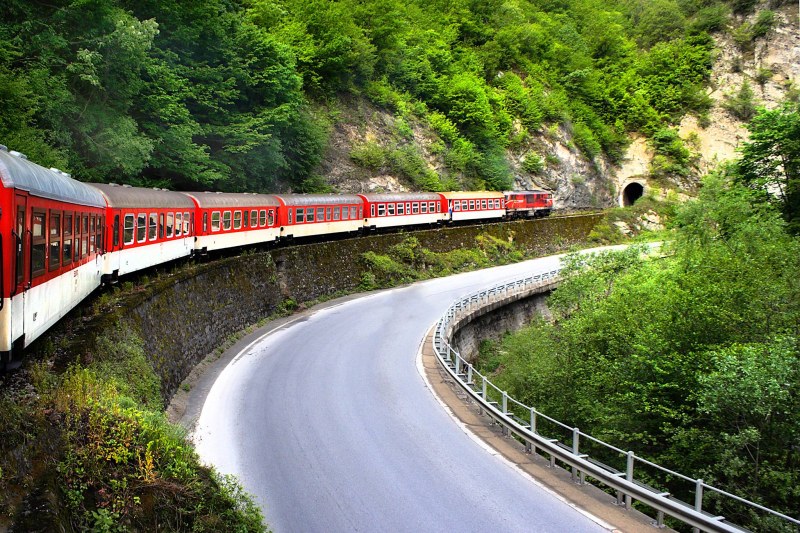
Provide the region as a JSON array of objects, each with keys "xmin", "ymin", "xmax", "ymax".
[
  {"xmin": 477, "ymin": 105, "xmax": 800, "ymax": 530},
  {"xmin": 2, "ymin": 0, "xmax": 787, "ymax": 192}
]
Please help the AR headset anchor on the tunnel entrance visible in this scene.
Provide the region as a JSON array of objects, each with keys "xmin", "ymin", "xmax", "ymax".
[{"xmin": 622, "ymin": 182, "xmax": 644, "ymax": 206}]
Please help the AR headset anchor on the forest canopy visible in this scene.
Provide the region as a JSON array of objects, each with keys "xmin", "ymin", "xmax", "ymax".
[{"xmin": 0, "ymin": 0, "xmax": 758, "ymax": 192}]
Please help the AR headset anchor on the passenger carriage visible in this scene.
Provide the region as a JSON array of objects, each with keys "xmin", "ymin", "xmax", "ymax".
[
  {"xmin": 0, "ymin": 147, "xmax": 107, "ymax": 359},
  {"xmin": 274, "ymin": 194, "xmax": 363, "ymax": 239},
  {"xmin": 359, "ymin": 192, "xmax": 446, "ymax": 230},
  {"xmin": 185, "ymin": 192, "xmax": 281, "ymax": 253},
  {"xmin": 91, "ymin": 183, "xmax": 196, "ymax": 280},
  {"xmin": 441, "ymin": 191, "xmax": 505, "ymax": 223}
]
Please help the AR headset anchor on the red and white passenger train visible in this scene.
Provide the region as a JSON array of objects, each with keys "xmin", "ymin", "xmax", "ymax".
[{"xmin": 0, "ymin": 146, "xmax": 552, "ymax": 363}]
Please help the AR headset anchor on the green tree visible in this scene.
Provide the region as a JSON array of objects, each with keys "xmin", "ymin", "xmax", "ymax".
[{"xmin": 736, "ymin": 103, "xmax": 800, "ymax": 233}]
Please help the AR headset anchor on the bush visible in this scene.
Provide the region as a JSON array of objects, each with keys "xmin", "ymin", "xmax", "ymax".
[{"xmin": 723, "ymin": 80, "xmax": 757, "ymax": 121}]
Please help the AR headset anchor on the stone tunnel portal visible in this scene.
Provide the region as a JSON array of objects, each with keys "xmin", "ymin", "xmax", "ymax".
[{"xmin": 622, "ymin": 182, "xmax": 644, "ymax": 207}]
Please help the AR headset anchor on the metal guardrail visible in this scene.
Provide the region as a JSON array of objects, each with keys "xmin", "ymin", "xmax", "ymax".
[{"xmin": 432, "ymin": 268, "xmax": 800, "ymax": 533}]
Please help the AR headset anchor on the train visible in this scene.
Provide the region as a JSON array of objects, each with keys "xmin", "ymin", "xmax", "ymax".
[{"xmin": 0, "ymin": 145, "xmax": 552, "ymax": 364}]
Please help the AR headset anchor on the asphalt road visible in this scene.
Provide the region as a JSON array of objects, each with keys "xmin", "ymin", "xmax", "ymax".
[{"xmin": 193, "ymin": 253, "xmax": 611, "ymax": 533}]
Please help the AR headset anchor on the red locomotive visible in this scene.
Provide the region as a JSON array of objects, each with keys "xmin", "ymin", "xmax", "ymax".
[{"xmin": 0, "ymin": 145, "xmax": 552, "ymax": 365}]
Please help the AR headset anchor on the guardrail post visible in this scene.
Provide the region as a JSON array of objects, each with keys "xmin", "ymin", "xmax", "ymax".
[
  {"xmin": 625, "ymin": 451, "xmax": 635, "ymax": 510},
  {"xmin": 467, "ymin": 364, "xmax": 473, "ymax": 385},
  {"xmin": 527, "ymin": 408, "xmax": 537, "ymax": 455},
  {"xmin": 455, "ymin": 354, "xmax": 461, "ymax": 375},
  {"xmin": 501, "ymin": 392, "xmax": 509, "ymax": 435},
  {"xmin": 572, "ymin": 427, "xmax": 583, "ymax": 484},
  {"xmin": 692, "ymin": 479, "xmax": 703, "ymax": 533}
]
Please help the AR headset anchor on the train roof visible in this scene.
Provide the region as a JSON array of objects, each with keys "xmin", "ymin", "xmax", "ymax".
[
  {"xmin": 0, "ymin": 148, "xmax": 106, "ymax": 208},
  {"xmin": 273, "ymin": 194, "xmax": 362, "ymax": 207},
  {"xmin": 440, "ymin": 191, "xmax": 504, "ymax": 200},
  {"xmin": 90, "ymin": 183, "xmax": 196, "ymax": 209},
  {"xmin": 358, "ymin": 192, "xmax": 442, "ymax": 202},
  {"xmin": 504, "ymin": 189, "xmax": 550, "ymax": 195},
  {"xmin": 182, "ymin": 191, "xmax": 280, "ymax": 209}
]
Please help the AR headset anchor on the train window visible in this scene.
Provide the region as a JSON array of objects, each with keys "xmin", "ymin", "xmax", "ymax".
[
  {"xmin": 406, "ymin": 203, "xmax": 411, "ymax": 213},
  {"xmin": 316, "ymin": 207, "xmax": 324, "ymax": 221},
  {"xmin": 421, "ymin": 202, "xmax": 428, "ymax": 214},
  {"xmin": 89, "ymin": 216, "xmax": 95, "ymax": 253},
  {"xmin": 453, "ymin": 201, "xmax": 460, "ymax": 211},
  {"xmin": 287, "ymin": 210, "xmax": 293, "ymax": 225},
  {"xmin": 370, "ymin": 205, "xmax": 375, "ymax": 217},
  {"xmin": 82, "ymin": 215, "xmax": 89, "ymax": 258},
  {"xmin": 267, "ymin": 210, "xmax": 274, "ymax": 226},
  {"xmin": 397, "ymin": 203, "xmax": 404, "ymax": 215},
  {"xmin": 176, "ymin": 213, "xmax": 183, "ymax": 236},
  {"xmin": 341, "ymin": 207, "xmax": 348, "ymax": 220},
  {"xmin": 234, "ymin": 211, "xmax": 242, "ymax": 229},
  {"xmin": 149, "ymin": 214, "xmax": 157, "ymax": 241},
  {"xmin": 211, "ymin": 212, "xmax": 220, "ymax": 232},
  {"xmin": 159, "ymin": 214, "xmax": 165, "ymax": 239},
  {"xmin": 259, "ymin": 210, "xmax": 267, "ymax": 227},
  {"xmin": 96, "ymin": 217, "xmax": 104, "ymax": 253},
  {"xmin": 166, "ymin": 213, "xmax": 174, "ymax": 237},
  {"xmin": 412, "ymin": 203, "xmax": 419, "ymax": 214},
  {"xmin": 387, "ymin": 204, "xmax": 395, "ymax": 216},
  {"xmin": 296, "ymin": 208, "xmax": 305, "ymax": 223},
  {"xmin": 63, "ymin": 214, "xmax": 73, "ymax": 265},
  {"xmin": 74, "ymin": 214, "xmax": 81, "ymax": 263},
  {"xmin": 31, "ymin": 211, "xmax": 46, "ymax": 277},
  {"xmin": 136, "ymin": 214, "xmax": 146, "ymax": 243},
  {"xmin": 250, "ymin": 210, "xmax": 258, "ymax": 226},
  {"xmin": 481, "ymin": 200, "xmax": 487, "ymax": 209},
  {"xmin": 48, "ymin": 212, "xmax": 61, "ymax": 271},
  {"xmin": 223, "ymin": 211, "xmax": 232, "ymax": 231},
  {"xmin": 430, "ymin": 202, "xmax": 437, "ymax": 212},
  {"xmin": 123, "ymin": 214, "xmax": 134, "ymax": 245},
  {"xmin": 333, "ymin": 207, "xmax": 340, "ymax": 221},
  {"xmin": 377, "ymin": 204, "xmax": 385, "ymax": 216},
  {"xmin": 307, "ymin": 208, "xmax": 315, "ymax": 223},
  {"xmin": 243, "ymin": 210, "xmax": 249, "ymax": 228},
  {"xmin": 351, "ymin": 207, "xmax": 358, "ymax": 219},
  {"xmin": 184, "ymin": 212, "xmax": 191, "ymax": 235},
  {"xmin": 468, "ymin": 200, "xmax": 474, "ymax": 210}
]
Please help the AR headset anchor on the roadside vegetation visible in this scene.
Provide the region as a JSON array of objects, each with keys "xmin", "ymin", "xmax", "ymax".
[{"xmin": 476, "ymin": 104, "xmax": 800, "ymax": 530}]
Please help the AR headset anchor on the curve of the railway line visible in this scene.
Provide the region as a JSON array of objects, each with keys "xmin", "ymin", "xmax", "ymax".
[{"xmin": 189, "ymin": 250, "xmax": 651, "ymax": 533}]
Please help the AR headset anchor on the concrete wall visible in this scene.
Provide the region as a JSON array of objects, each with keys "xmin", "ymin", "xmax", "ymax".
[{"xmin": 62, "ymin": 215, "xmax": 600, "ymax": 402}]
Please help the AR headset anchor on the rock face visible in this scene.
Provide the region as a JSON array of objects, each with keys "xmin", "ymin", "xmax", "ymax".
[{"xmin": 318, "ymin": 3, "xmax": 797, "ymax": 209}]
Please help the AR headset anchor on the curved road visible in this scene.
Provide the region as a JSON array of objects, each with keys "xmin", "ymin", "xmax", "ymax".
[{"xmin": 193, "ymin": 253, "xmax": 610, "ymax": 532}]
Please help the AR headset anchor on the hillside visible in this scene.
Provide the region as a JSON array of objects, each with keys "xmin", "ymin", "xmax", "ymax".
[{"xmin": 2, "ymin": 0, "xmax": 797, "ymax": 211}]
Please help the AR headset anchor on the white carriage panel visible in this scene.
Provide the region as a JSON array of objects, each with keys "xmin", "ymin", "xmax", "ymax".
[
  {"xmin": 451, "ymin": 208, "xmax": 505, "ymax": 222},
  {"xmin": 365, "ymin": 213, "xmax": 442, "ymax": 229},
  {"xmin": 0, "ymin": 295, "xmax": 23, "ymax": 352},
  {"xmin": 23, "ymin": 258, "xmax": 102, "ymax": 349},
  {"xmin": 115, "ymin": 239, "xmax": 193, "ymax": 276},
  {"xmin": 196, "ymin": 227, "xmax": 281, "ymax": 252}
]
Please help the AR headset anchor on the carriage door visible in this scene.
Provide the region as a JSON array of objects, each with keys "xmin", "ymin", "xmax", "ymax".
[{"xmin": 14, "ymin": 195, "xmax": 28, "ymax": 294}]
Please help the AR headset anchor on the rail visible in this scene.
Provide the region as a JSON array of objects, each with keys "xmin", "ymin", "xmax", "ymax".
[{"xmin": 431, "ymin": 267, "xmax": 800, "ymax": 533}]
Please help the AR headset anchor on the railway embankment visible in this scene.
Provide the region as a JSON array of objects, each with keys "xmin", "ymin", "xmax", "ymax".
[{"xmin": 65, "ymin": 214, "xmax": 601, "ymax": 402}]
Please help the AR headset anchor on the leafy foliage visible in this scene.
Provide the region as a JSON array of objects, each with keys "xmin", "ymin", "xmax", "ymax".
[
  {"xmin": 1, "ymin": 0, "xmax": 731, "ymax": 190},
  {"xmin": 478, "ymin": 176, "xmax": 800, "ymax": 528}
]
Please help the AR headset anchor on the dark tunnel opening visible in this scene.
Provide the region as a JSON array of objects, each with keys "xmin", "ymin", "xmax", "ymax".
[{"xmin": 622, "ymin": 182, "xmax": 644, "ymax": 207}]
